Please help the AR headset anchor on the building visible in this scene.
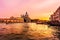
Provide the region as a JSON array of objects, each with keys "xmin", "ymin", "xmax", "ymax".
[
  {"xmin": 0, "ymin": 16, "xmax": 24, "ymax": 23},
  {"xmin": 50, "ymin": 7, "xmax": 60, "ymax": 22},
  {"xmin": 21, "ymin": 12, "xmax": 31, "ymax": 22}
]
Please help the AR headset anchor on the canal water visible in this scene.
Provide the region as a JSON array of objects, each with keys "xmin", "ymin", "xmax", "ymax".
[{"xmin": 0, "ymin": 23, "xmax": 59, "ymax": 40}]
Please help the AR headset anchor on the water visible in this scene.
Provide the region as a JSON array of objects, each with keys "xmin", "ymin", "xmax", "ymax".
[{"xmin": 0, "ymin": 23, "xmax": 59, "ymax": 40}]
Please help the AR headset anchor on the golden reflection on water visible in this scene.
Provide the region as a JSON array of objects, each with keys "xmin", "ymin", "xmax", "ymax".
[
  {"xmin": 0, "ymin": 23, "xmax": 57, "ymax": 39},
  {"xmin": 27, "ymin": 23, "xmax": 56, "ymax": 39}
]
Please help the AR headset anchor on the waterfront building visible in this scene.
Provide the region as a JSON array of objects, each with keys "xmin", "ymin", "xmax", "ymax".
[
  {"xmin": 50, "ymin": 7, "xmax": 60, "ymax": 22},
  {"xmin": 21, "ymin": 12, "xmax": 31, "ymax": 22},
  {"xmin": 0, "ymin": 16, "xmax": 24, "ymax": 23}
]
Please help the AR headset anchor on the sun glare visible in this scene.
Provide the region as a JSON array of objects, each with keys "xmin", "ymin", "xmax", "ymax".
[{"xmin": 39, "ymin": 17, "xmax": 49, "ymax": 20}]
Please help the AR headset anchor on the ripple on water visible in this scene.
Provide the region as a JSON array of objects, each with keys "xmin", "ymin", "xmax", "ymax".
[{"xmin": 0, "ymin": 23, "xmax": 59, "ymax": 40}]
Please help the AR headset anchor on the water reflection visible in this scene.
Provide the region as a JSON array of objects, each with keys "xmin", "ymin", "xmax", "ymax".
[{"xmin": 0, "ymin": 23, "xmax": 59, "ymax": 40}]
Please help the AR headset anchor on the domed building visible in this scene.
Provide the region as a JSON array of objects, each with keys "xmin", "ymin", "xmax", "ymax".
[{"xmin": 21, "ymin": 12, "xmax": 31, "ymax": 22}]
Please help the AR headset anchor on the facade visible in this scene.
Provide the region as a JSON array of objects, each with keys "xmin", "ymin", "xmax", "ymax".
[
  {"xmin": 50, "ymin": 7, "xmax": 60, "ymax": 22},
  {"xmin": 21, "ymin": 12, "xmax": 31, "ymax": 22}
]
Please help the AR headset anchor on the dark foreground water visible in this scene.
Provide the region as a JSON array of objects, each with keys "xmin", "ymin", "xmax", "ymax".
[{"xmin": 0, "ymin": 23, "xmax": 60, "ymax": 40}]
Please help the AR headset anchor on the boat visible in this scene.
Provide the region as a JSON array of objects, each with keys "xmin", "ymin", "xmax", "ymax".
[{"xmin": 36, "ymin": 21, "xmax": 44, "ymax": 24}]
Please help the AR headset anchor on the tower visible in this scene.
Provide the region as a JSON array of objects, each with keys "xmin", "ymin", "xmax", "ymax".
[{"xmin": 25, "ymin": 12, "xmax": 29, "ymax": 17}]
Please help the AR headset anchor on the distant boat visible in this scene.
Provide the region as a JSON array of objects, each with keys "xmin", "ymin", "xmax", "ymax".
[{"xmin": 36, "ymin": 21, "xmax": 44, "ymax": 24}]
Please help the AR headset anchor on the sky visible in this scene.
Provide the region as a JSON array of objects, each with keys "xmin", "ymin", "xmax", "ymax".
[{"xmin": 0, "ymin": 0, "xmax": 60, "ymax": 20}]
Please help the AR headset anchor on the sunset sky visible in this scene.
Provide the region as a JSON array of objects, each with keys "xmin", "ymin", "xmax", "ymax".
[{"xmin": 0, "ymin": 0, "xmax": 60, "ymax": 20}]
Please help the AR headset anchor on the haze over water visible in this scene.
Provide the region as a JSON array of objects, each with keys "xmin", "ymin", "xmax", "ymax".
[{"xmin": 0, "ymin": 23, "xmax": 59, "ymax": 40}]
